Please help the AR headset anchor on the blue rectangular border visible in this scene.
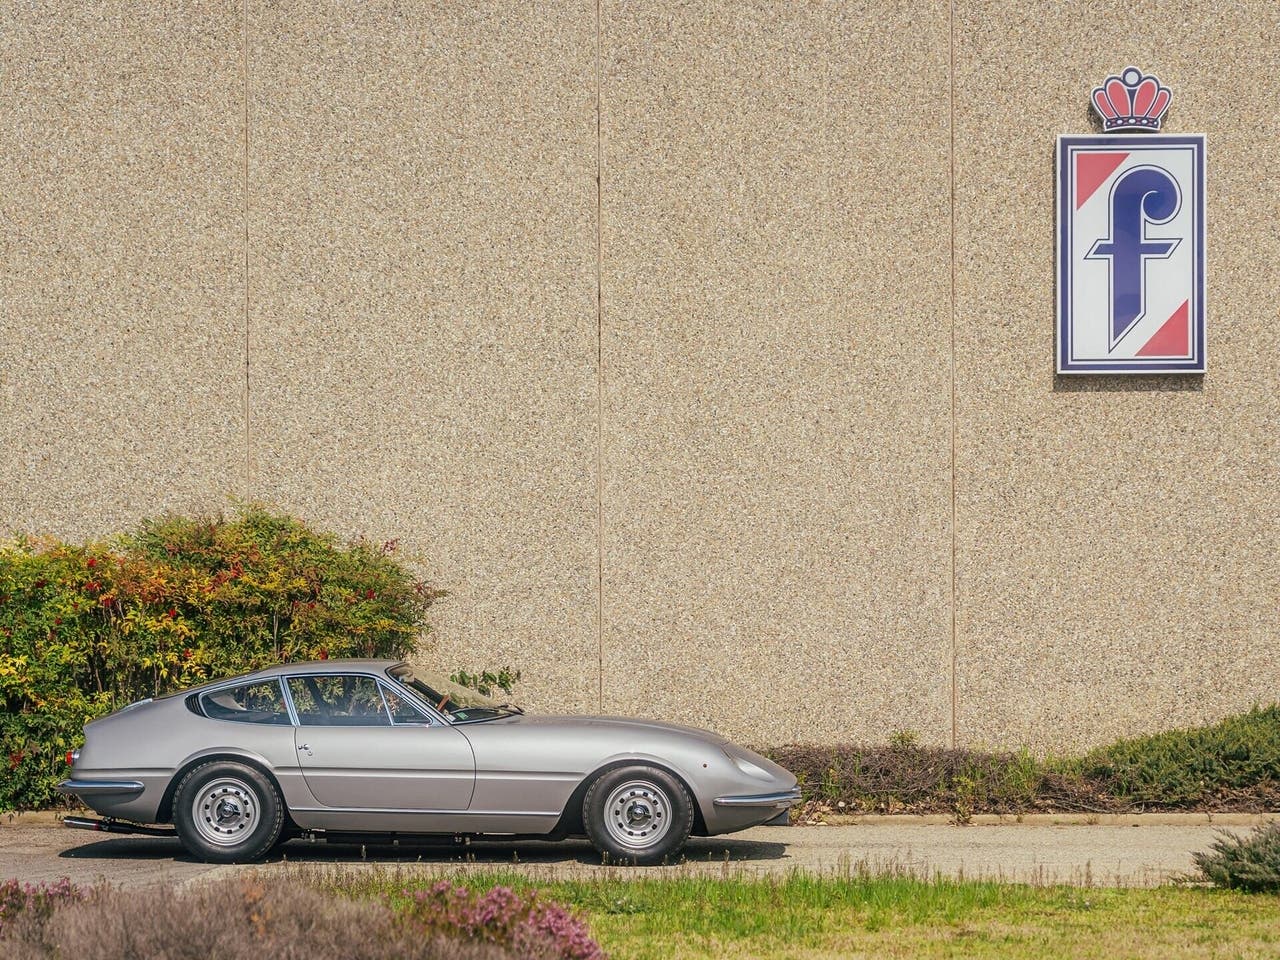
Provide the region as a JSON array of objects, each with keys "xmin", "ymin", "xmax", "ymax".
[{"xmin": 1056, "ymin": 134, "xmax": 1206, "ymax": 374}]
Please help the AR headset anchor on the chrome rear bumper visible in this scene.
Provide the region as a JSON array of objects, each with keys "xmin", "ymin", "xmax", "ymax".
[{"xmin": 56, "ymin": 778, "xmax": 145, "ymax": 798}]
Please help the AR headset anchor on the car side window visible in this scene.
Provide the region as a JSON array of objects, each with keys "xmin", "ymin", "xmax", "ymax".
[
  {"xmin": 200, "ymin": 680, "xmax": 291, "ymax": 725},
  {"xmin": 287, "ymin": 675, "xmax": 391, "ymax": 727},
  {"xmin": 381, "ymin": 683, "xmax": 432, "ymax": 725}
]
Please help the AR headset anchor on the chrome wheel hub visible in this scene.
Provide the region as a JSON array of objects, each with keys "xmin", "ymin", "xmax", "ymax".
[
  {"xmin": 604, "ymin": 780, "xmax": 672, "ymax": 849},
  {"xmin": 191, "ymin": 778, "xmax": 257, "ymax": 847}
]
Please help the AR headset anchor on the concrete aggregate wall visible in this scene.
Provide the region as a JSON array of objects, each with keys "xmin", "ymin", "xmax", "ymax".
[
  {"xmin": 245, "ymin": 0, "xmax": 601, "ymax": 715},
  {"xmin": 1, "ymin": 1, "xmax": 245, "ymax": 536},
  {"xmin": 952, "ymin": 2, "xmax": 1280, "ymax": 748},
  {"xmin": 599, "ymin": 2, "xmax": 953, "ymax": 747},
  {"xmin": 2, "ymin": 1, "xmax": 1277, "ymax": 750}
]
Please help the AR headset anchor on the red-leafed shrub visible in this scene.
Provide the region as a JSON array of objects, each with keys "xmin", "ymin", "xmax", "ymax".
[{"xmin": 0, "ymin": 504, "xmax": 444, "ymax": 810}]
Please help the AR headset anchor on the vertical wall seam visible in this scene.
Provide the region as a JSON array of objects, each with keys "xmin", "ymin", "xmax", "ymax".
[
  {"xmin": 242, "ymin": 0, "xmax": 252, "ymax": 500},
  {"xmin": 948, "ymin": 0, "xmax": 959, "ymax": 748},
  {"xmin": 594, "ymin": 0, "xmax": 604, "ymax": 711}
]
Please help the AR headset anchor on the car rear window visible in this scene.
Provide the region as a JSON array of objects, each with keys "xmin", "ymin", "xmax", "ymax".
[{"xmin": 199, "ymin": 679, "xmax": 291, "ymax": 725}]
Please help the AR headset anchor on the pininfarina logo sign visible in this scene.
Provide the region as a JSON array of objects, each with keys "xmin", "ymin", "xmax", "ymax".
[{"xmin": 1057, "ymin": 67, "xmax": 1206, "ymax": 374}]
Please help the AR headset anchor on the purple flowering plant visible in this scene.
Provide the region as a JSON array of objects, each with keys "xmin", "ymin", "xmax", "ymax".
[
  {"xmin": 400, "ymin": 880, "xmax": 605, "ymax": 960},
  {"xmin": 0, "ymin": 877, "xmax": 86, "ymax": 936}
]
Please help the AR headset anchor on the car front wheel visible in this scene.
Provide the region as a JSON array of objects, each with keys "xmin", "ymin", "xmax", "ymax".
[
  {"xmin": 583, "ymin": 765, "xmax": 694, "ymax": 865},
  {"xmin": 173, "ymin": 761, "xmax": 284, "ymax": 864}
]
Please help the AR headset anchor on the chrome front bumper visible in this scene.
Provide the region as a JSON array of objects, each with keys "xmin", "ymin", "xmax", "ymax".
[
  {"xmin": 56, "ymin": 778, "xmax": 146, "ymax": 798},
  {"xmin": 713, "ymin": 786, "xmax": 803, "ymax": 808}
]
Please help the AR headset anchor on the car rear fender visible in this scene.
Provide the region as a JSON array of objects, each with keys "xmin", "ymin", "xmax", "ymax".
[{"xmin": 157, "ymin": 748, "xmax": 316, "ymax": 825}]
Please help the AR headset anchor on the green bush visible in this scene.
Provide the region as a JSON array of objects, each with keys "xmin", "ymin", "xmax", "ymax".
[
  {"xmin": 1076, "ymin": 706, "xmax": 1280, "ymax": 806},
  {"xmin": 0, "ymin": 504, "xmax": 443, "ymax": 811},
  {"xmin": 769, "ymin": 706, "xmax": 1280, "ymax": 816},
  {"xmin": 1193, "ymin": 822, "xmax": 1280, "ymax": 892}
]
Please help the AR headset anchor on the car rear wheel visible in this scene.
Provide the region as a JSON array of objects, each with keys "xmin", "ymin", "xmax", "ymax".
[
  {"xmin": 173, "ymin": 761, "xmax": 284, "ymax": 864},
  {"xmin": 583, "ymin": 765, "xmax": 693, "ymax": 865}
]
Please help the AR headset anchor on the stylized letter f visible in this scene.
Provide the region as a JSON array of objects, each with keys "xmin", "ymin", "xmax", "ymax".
[{"xmin": 1086, "ymin": 166, "xmax": 1181, "ymax": 346}]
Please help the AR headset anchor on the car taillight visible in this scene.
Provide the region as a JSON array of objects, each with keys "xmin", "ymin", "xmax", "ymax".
[{"xmin": 65, "ymin": 750, "xmax": 79, "ymax": 767}]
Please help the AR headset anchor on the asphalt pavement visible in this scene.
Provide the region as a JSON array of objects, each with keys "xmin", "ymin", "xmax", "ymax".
[{"xmin": 1, "ymin": 814, "xmax": 1265, "ymax": 889}]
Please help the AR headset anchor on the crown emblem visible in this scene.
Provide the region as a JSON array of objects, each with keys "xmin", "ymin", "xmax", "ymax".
[{"xmin": 1091, "ymin": 66, "xmax": 1172, "ymax": 132}]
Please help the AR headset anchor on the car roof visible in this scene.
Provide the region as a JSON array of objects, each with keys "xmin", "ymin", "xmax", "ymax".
[
  {"xmin": 247, "ymin": 658, "xmax": 405, "ymax": 678},
  {"xmin": 161, "ymin": 658, "xmax": 406, "ymax": 698}
]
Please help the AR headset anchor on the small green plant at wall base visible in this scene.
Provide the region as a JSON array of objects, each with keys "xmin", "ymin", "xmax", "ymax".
[
  {"xmin": 450, "ymin": 668, "xmax": 522, "ymax": 697},
  {"xmin": 888, "ymin": 729, "xmax": 920, "ymax": 750},
  {"xmin": 0, "ymin": 504, "xmax": 443, "ymax": 811},
  {"xmin": 951, "ymin": 772, "xmax": 977, "ymax": 825}
]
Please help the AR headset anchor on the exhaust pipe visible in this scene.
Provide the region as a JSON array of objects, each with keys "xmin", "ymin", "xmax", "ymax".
[{"xmin": 63, "ymin": 816, "xmax": 176, "ymax": 838}]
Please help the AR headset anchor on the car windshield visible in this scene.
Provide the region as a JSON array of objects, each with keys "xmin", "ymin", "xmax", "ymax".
[{"xmin": 388, "ymin": 665, "xmax": 522, "ymax": 722}]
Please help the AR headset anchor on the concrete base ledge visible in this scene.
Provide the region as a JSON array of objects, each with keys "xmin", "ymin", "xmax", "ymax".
[{"xmin": 814, "ymin": 812, "xmax": 1277, "ymax": 827}]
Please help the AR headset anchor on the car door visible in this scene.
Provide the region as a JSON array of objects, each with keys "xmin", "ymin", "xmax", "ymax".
[{"xmin": 285, "ymin": 673, "xmax": 474, "ymax": 811}]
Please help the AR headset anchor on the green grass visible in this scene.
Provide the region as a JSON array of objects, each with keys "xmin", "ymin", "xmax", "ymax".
[{"xmin": 309, "ymin": 866, "xmax": 1280, "ymax": 960}]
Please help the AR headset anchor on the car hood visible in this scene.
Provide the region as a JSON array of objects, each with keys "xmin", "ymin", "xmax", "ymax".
[{"xmin": 473, "ymin": 714, "xmax": 729, "ymax": 746}]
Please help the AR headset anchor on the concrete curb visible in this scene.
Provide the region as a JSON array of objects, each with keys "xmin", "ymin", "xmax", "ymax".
[{"xmin": 806, "ymin": 812, "xmax": 1277, "ymax": 827}]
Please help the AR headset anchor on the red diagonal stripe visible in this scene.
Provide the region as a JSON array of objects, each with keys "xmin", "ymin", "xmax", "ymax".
[
  {"xmin": 1075, "ymin": 152, "xmax": 1129, "ymax": 209},
  {"xmin": 1136, "ymin": 300, "xmax": 1190, "ymax": 357}
]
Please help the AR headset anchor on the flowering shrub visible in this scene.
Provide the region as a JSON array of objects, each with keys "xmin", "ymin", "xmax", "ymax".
[
  {"xmin": 0, "ymin": 878, "xmax": 86, "ymax": 937},
  {"xmin": 0, "ymin": 504, "xmax": 443, "ymax": 810},
  {"xmin": 0, "ymin": 879, "xmax": 516, "ymax": 960},
  {"xmin": 401, "ymin": 881, "xmax": 604, "ymax": 960}
]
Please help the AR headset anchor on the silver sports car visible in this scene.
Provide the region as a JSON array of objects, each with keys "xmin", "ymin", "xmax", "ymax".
[{"xmin": 58, "ymin": 659, "xmax": 799, "ymax": 864}]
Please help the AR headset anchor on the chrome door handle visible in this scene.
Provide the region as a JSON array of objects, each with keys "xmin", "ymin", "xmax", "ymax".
[{"xmin": 297, "ymin": 743, "xmax": 311, "ymax": 754}]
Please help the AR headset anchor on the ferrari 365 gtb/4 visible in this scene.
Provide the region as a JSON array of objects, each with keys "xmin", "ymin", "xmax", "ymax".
[{"xmin": 58, "ymin": 659, "xmax": 799, "ymax": 865}]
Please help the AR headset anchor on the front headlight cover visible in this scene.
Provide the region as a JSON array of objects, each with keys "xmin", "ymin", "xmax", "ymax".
[{"xmin": 724, "ymin": 748, "xmax": 774, "ymax": 782}]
